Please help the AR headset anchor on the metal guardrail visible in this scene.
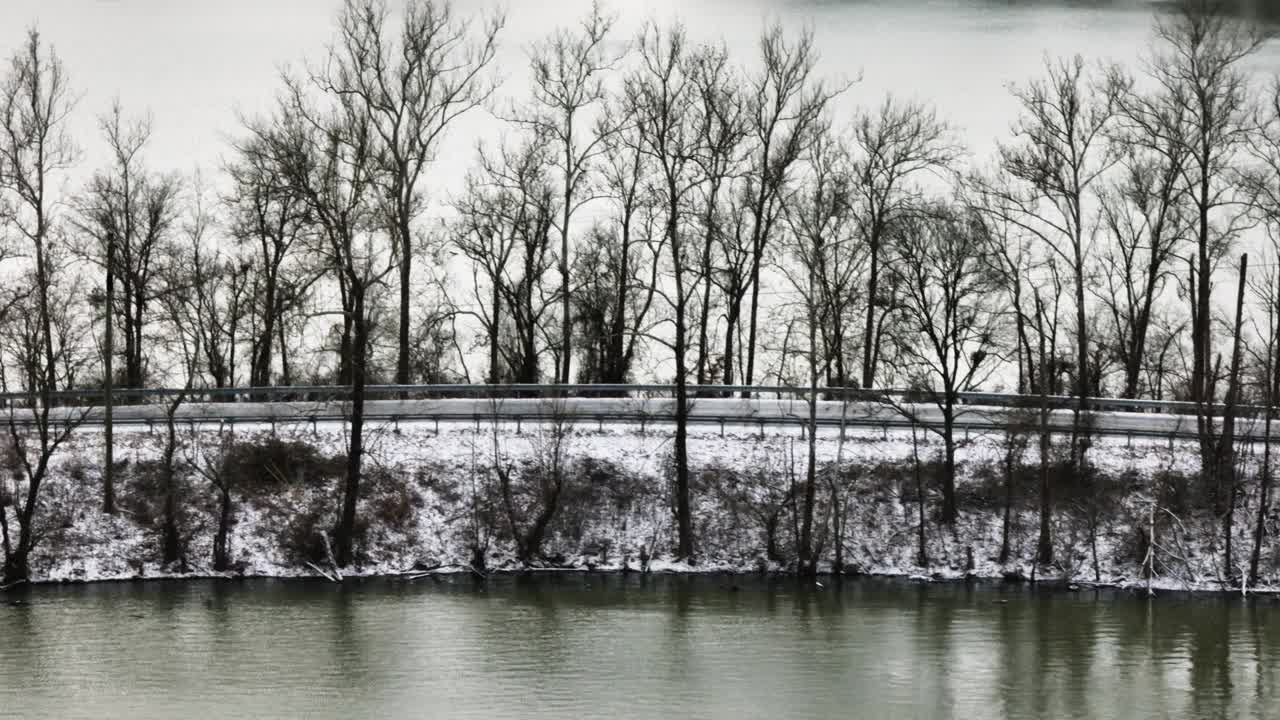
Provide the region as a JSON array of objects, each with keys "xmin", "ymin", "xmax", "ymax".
[
  {"xmin": 0, "ymin": 382, "xmax": 1243, "ymax": 414},
  {"xmin": 0, "ymin": 383, "xmax": 1269, "ymax": 442}
]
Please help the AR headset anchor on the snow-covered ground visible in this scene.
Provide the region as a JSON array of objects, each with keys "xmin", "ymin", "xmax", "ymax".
[{"xmin": 11, "ymin": 417, "xmax": 1279, "ymax": 595}]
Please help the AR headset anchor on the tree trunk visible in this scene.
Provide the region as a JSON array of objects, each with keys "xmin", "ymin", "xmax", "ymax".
[
  {"xmin": 941, "ymin": 401, "xmax": 958, "ymax": 525},
  {"xmin": 251, "ymin": 271, "xmax": 277, "ymax": 388},
  {"xmin": 722, "ymin": 300, "xmax": 740, "ymax": 389},
  {"xmin": 999, "ymin": 444, "xmax": 1014, "ymax": 565},
  {"xmin": 103, "ymin": 234, "xmax": 116, "ymax": 515},
  {"xmin": 799, "ymin": 304, "xmax": 819, "ymax": 575},
  {"xmin": 743, "ymin": 256, "xmax": 763, "ymax": 394},
  {"xmin": 1036, "ymin": 302, "xmax": 1053, "ymax": 566},
  {"xmin": 336, "ymin": 286, "xmax": 367, "ymax": 568},
  {"xmin": 397, "ymin": 212, "xmax": 413, "ymax": 386},
  {"xmin": 912, "ymin": 421, "xmax": 927, "ymax": 567},
  {"xmin": 213, "ymin": 487, "xmax": 232, "ymax": 572},
  {"xmin": 861, "ymin": 246, "xmax": 880, "ymax": 389},
  {"xmin": 1220, "ymin": 254, "xmax": 1248, "ymax": 581},
  {"xmin": 161, "ymin": 410, "xmax": 182, "ymax": 568}
]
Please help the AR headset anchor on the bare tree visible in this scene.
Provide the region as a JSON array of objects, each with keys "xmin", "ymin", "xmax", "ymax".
[
  {"xmin": 508, "ymin": 2, "xmax": 619, "ymax": 383},
  {"xmin": 226, "ymin": 132, "xmax": 315, "ymax": 388},
  {"xmin": 884, "ymin": 203, "xmax": 1006, "ymax": 524},
  {"xmin": 997, "ymin": 54, "xmax": 1117, "ymax": 472},
  {"xmin": 1099, "ymin": 68, "xmax": 1191, "ymax": 399},
  {"xmin": 77, "ymin": 104, "xmax": 181, "ymax": 391},
  {"xmin": 737, "ymin": 24, "xmax": 840, "ymax": 392},
  {"xmin": 1242, "ymin": 78, "xmax": 1280, "ymax": 585},
  {"xmin": 491, "ymin": 405, "xmax": 576, "ymax": 565},
  {"xmin": 853, "ymin": 97, "xmax": 958, "ymax": 389},
  {"xmin": 245, "ymin": 69, "xmax": 393, "ymax": 567},
  {"xmin": 451, "ymin": 136, "xmax": 558, "ymax": 384},
  {"xmin": 780, "ymin": 126, "xmax": 864, "ymax": 572},
  {"xmin": 627, "ymin": 22, "xmax": 703, "ymax": 559},
  {"xmin": 174, "ymin": 182, "xmax": 250, "ymax": 389},
  {"xmin": 325, "ymin": 0, "xmax": 501, "ymax": 386},
  {"xmin": 570, "ymin": 96, "xmax": 662, "ymax": 385},
  {"xmin": 1137, "ymin": 0, "xmax": 1264, "ymax": 488},
  {"xmin": 686, "ymin": 43, "xmax": 748, "ymax": 389},
  {"xmin": 1031, "ymin": 261, "xmax": 1068, "ymax": 564},
  {"xmin": 0, "ymin": 30, "xmax": 87, "ymax": 585}
]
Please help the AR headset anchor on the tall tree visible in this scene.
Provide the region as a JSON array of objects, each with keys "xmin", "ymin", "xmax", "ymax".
[
  {"xmin": 326, "ymin": 0, "xmax": 501, "ymax": 386},
  {"xmin": 226, "ymin": 132, "xmax": 314, "ymax": 388},
  {"xmin": 0, "ymin": 30, "xmax": 85, "ymax": 584},
  {"xmin": 737, "ymin": 24, "xmax": 838, "ymax": 392},
  {"xmin": 998, "ymin": 54, "xmax": 1117, "ymax": 470},
  {"xmin": 627, "ymin": 22, "xmax": 703, "ymax": 558},
  {"xmin": 78, "ymin": 103, "xmax": 181, "ymax": 390},
  {"xmin": 246, "ymin": 71, "xmax": 392, "ymax": 567},
  {"xmin": 1241, "ymin": 78, "xmax": 1280, "ymax": 586},
  {"xmin": 1095, "ymin": 81, "xmax": 1190, "ymax": 399},
  {"xmin": 785, "ymin": 125, "xmax": 864, "ymax": 390},
  {"xmin": 451, "ymin": 136, "xmax": 558, "ymax": 384},
  {"xmin": 514, "ymin": 2, "xmax": 618, "ymax": 383},
  {"xmin": 853, "ymin": 97, "xmax": 957, "ymax": 389},
  {"xmin": 1140, "ymin": 0, "xmax": 1263, "ymax": 488},
  {"xmin": 886, "ymin": 203, "xmax": 1005, "ymax": 524},
  {"xmin": 687, "ymin": 42, "xmax": 748, "ymax": 388},
  {"xmin": 571, "ymin": 98, "xmax": 660, "ymax": 385},
  {"xmin": 780, "ymin": 128, "xmax": 864, "ymax": 572}
]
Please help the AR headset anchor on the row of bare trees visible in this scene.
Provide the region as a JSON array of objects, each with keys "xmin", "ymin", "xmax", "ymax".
[{"xmin": 4, "ymin": 0, "xmax": 1280, "ymax": 581}]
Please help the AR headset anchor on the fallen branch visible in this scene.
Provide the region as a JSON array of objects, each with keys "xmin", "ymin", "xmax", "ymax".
[
  {"xmin": 0, "ymin": 579, "xmax": 26, "ymax": 592},
  {"xmin": 305, "ymin": 562, "xmax": 339, "ymax": 583},
  {"xmin": 320, "ymin": 530, "xmax": 343, "ymax": 582}
]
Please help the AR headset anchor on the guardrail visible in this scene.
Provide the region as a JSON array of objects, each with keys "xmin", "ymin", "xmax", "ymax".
[
  {"xmin": 0, "ymin": 383, "xmax": 1259, "ymax": 416},
  {"xmin": 0, "ymin": 383, "xmax": 1270, "ymax": 442}
]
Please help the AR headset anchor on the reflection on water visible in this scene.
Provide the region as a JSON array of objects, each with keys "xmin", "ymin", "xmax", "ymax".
[{"xmin": 1, "ymin": 576, "xmax": 1277, "ymax": 720}]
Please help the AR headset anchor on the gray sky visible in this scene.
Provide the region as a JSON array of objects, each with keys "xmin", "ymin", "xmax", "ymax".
[
  {"xmin": 0, "ymin": 0, "xmax": 754, "ymax": 180},
  {"xmin": 1, "ymin": 0, "xmax": 1182, "ymax": 188}
]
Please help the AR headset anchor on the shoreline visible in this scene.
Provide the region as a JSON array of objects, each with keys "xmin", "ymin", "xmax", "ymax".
[
  {"xmin": 8, "ymin": 563, "xmax": 1279, "ymax": 601},
  {"xmin": 6, "ymin": 424, "xmax": 1278, "ymax": 601}
]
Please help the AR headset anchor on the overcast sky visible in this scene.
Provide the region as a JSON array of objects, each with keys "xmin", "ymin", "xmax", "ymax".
[
  {"xmin": 5, "ymin": 0, "xmax": 1272, "ymax": 199},
  {"xmin": 0, "ymin": 0, "xmax": 753, "ymax": 179}
]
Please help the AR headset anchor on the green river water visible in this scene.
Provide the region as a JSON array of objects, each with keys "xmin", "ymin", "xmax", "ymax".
[{"xmin": 1, "ymin": 576, "xmax": 1277, "ymax": 719}]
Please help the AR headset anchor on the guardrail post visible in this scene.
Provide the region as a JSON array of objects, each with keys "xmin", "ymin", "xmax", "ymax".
[
  {"xmin": 1126, "ymin": 432, "xmax": 1132, "ymax": 449},
  {"xmin": 433, "ymin": 416, "xmax": 439, "ymax": 434},
  {"xmin": 719, "ymin": 417, "xmax": 724, "ymax": 437},
  {"xmin": 516, "ymin": 416, "xmax": 522, "ymax": 434},
  {"xmin": 596, "ymin": 415, "xmax": 603, "ymax": 432},
  {"xmin": 882, "ymin": 424, "xmax": 888, "ymax": 440},
  {"xmin": 757, "ymin": 420, "xmax": 765, "ymax": 438}
]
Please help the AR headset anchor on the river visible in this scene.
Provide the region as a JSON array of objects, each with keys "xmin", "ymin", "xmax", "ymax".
[{"xmin": 1, "ymin": 576, "xmax": 1277, "ymax": 719}]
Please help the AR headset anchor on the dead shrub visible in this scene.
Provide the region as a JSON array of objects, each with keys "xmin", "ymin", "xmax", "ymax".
[{"xmin": 223, "ymin": 435, "xmax": 345, "ymax": 496}]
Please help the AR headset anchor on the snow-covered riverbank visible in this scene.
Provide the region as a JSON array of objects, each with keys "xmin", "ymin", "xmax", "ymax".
[{"xmin": 8, "ymin": 419, "xmax": 1278, "ymax": 596}]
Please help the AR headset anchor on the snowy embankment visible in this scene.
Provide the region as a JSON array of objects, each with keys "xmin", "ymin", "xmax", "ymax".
[{"xmin": 13, "ymin": 417, "xmax": 1280, "ymax": 595}]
